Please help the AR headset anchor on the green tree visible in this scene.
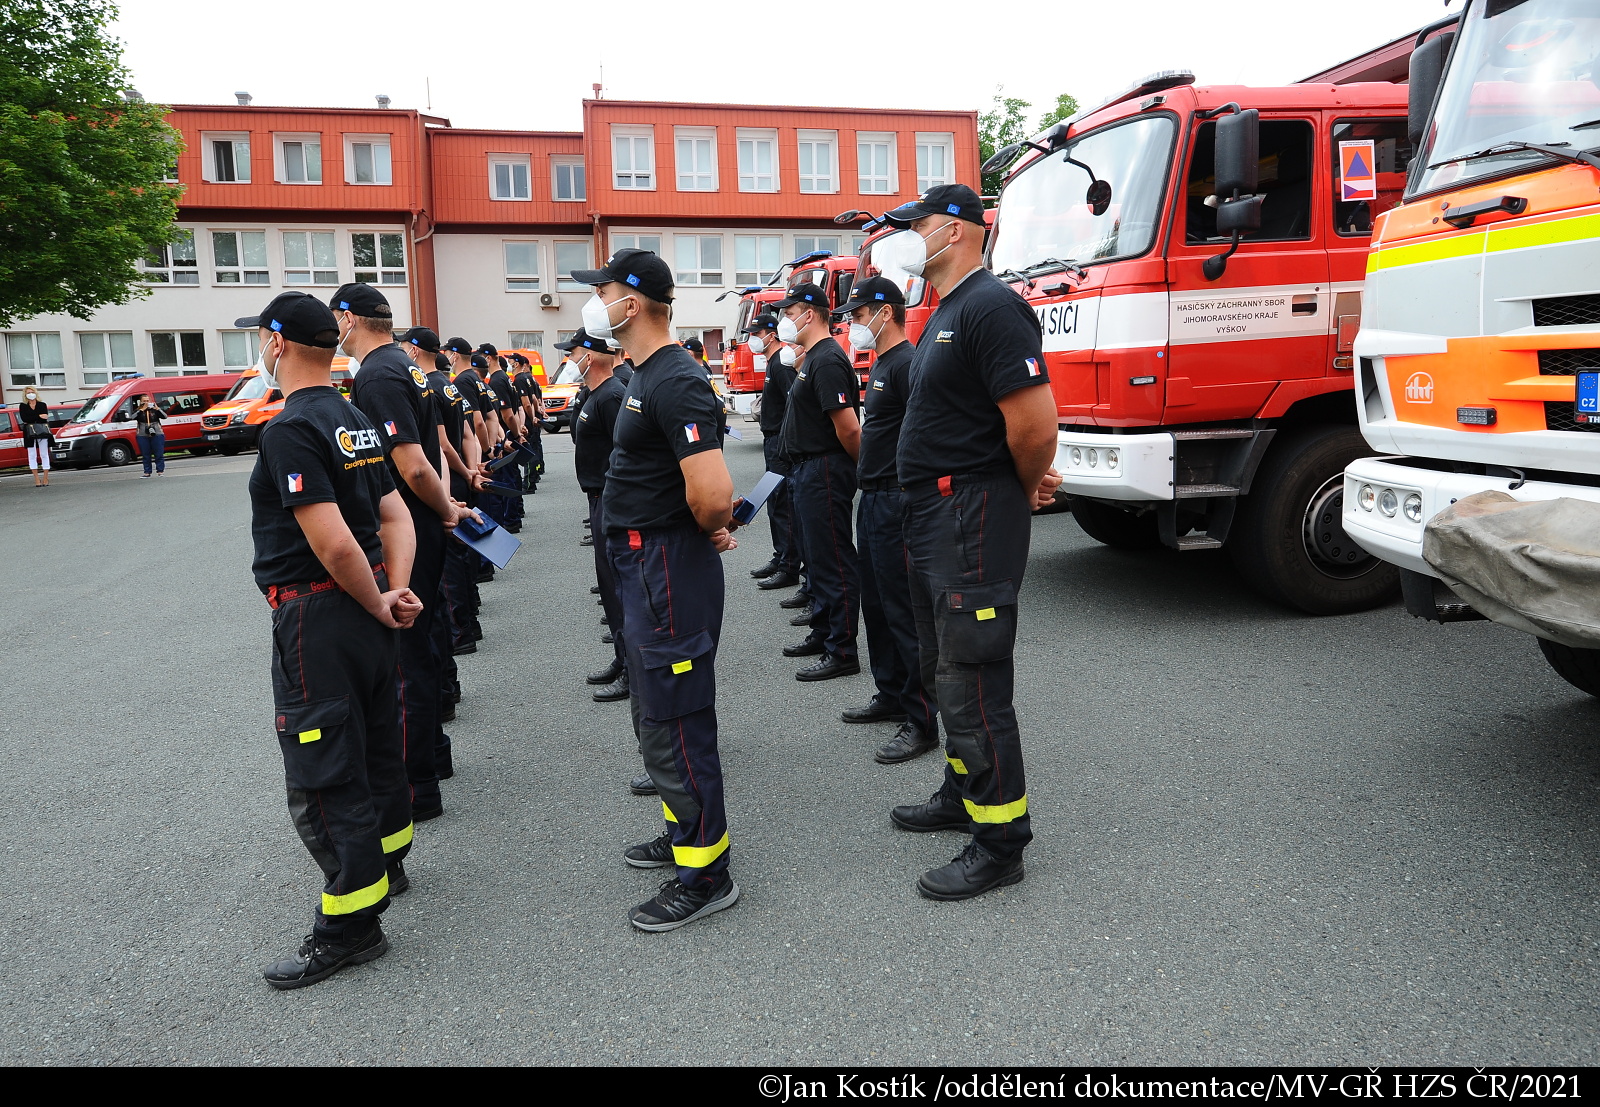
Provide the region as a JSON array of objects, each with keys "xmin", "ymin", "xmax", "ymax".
[
  {"xmin": 1037, "ymin": 93, "xmax": 1081, "ymax": 131},
  {"xmin": 978, "ymin": 87, "xmax": 1033, "ymax": 197},
  {"xmin": 0, "ymin": 0, "xmax": 182, "ymax": 330}
]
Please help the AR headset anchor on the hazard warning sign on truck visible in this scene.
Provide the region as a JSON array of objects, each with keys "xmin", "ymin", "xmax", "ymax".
[{"xmin": 1339, "ymin": 140, "xmax": 1377, "ymax": 202}]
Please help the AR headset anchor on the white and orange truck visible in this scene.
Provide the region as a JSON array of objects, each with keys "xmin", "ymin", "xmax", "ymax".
[{"xmin": 1342, "ymin": 0, "xmax": 1600, "ymax": 690}]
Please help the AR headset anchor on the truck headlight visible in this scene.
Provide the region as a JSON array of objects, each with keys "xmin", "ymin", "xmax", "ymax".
[
  {"xmin": 230, "ymin": 411, "xmax": 246, "ymax": 425},
  {"xmin": 1358, "ymin": 484, "xmax": 1376, "ymax": 511},
  {"xmin": 1378, "ymin": 488, "xmax": 1399, "ymax": 517},
  {"xmin": 1070, "ymin": 447, "xmax": 1082, "ymax": 467},
  {"xmin": 1107, "ymin": 449, "xmax": 1119, "ymax": 471},
  {"xmin": 1086, "ymin": 448, "xmax": 1098, "ymax": 468},
  {"xmin": 1403, "ymin": 493, "xmax": 1423, "ymax": 523}
]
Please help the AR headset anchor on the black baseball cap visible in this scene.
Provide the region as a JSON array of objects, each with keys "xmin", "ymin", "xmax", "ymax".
[
  {"xmin": 884, "ymin": 183, "xmax": 986, "ymax": 228},
  {"xmin": 328, "ymin": 282, "xmax": 393, "ymax": 318},
  {"xmin": 837, "ymin": 275, "xmax": 906, "ymax": 314},
  {"xmin": 749, "ymin": 313, "xmax": 779, "ymax": 333},
  {"xmin": 683, "ymin": 338, "xmax": 704, "ymax": 354},
  {"xmin": 470, "ymin": 354, "xmax": 488, "ymax": 370},
  {"xmin": 434, "ymin": 353, "xmax": 450, "ymax": 373},
  {"xmin": 555, "ymin": 329, "xmax": 620, "ymax": 355},
  {"xmin": 399, "ymin": 326, "xmax": 441, "ymax": 353},
  {"xmin": 475, "ymin": 342, "xmax": 499, "ymax": 357},
  {"xmin": 774, "ymin": 282, "xmax": 828, "ymax": 311},
  {"xmin": 234, "ymin": 292, "xmax": 340, "ymax": 349},
  {"xmin": 442, "ymin": 337, "xmax": 473, "ymax": 355},
  {"xmin": 571, "ymin": 248, "xmax": 675, "ymax": 304},
  {"xmin": 509, "ymin": 352, "xmax": 529, "ymax": 366}
]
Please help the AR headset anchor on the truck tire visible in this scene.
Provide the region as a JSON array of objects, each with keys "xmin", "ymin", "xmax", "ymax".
[
  {"xmin": 1537, "ymin": 637, "xmax": 1600, "ymax": 697},
  {"xmin": 1069, "ymin": 498, "xmax": 1161, "ymax": 549},
  {"xmin": 218, "ymin": 444, "xmax": 242, "ymax": 456},
  {"xmin": 1228, "ymin": 424, "xmax": 1398, "ymax": 615},
  {"xmin": 104, "ymin": 439, "xmax": 135, "ymax": 467}
]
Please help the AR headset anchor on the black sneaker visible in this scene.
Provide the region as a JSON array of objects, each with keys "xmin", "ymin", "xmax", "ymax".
[
  {"xmin": 750, "ymin": 559, "xmax": 781, "ymax": 580},
  {"xmin": 387, "ymin": 861, "xmax": 410, "ymax": 896},
  {"xmin": 782, "ymin": 636, "xmax": 826, "ymax": 657},
  {"xmin": 624, "ymin": 832, "xmax": 674, "ymax": 869},
  {"xmin": 590, "ymin": 584, "xmax": 601, "ymax": 594},
  {"xmin": 788, "ymin": 605, "xmax": 815, "ymax": 626},
  {"xmin": 796, "ymin": 654, "xmax": 860, "ymax": 682},
  {"xmin": 601, "ymin": 631, "xmax": 615, "ymax": 644},
  {"xmin": 875, "ymin": 721, "xmax": 939, "ymax": 764},
  {"xmin": 579, "ymin": 534, "xmax": 593, "ymax": 547},
  {"xmin": 629, "ymin": 875, "xmax": 740, "ymax": 932},
  {"xmin": 587, "ymin": 658, "xmax": 624, "ymax": 685},
  {"xmin": 842, "ymin": 694, "xmax": 906, "ymax": 724},
  {"xmin": 916, "ymin": 840, "xmax": 1025, "ymax": 901},
  {"xmin": 778, "ymin": 590, "xmax": 811, "ymax": 609},
  {"xmin": 451, "ymin": 640, "xmax": 477, "ymax": 656},
  {"xmin": 629, "ymin": 771, "xmax": 658, "ymax": 796},
  {"xmin": 890, "ymin": 790, "xmax": 969, "ymax": 832},
  {"xmin": 592, "ymin": 674, "xmax": 629, "ymax": 702},
  {"xmin": 758, "ymin": 570, "xmax": 800, "ymax": 591},
  {"xmin": 262, "ymin": 924, "xmax": 389, "ymax": 990}
]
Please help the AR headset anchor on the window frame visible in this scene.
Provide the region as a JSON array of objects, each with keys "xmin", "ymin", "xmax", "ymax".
[
  {"xmin": 5, "ymin": 332, "xmax": 66, "ymax": 389},
  {"xmin": 351, "ymin": 230, "xmax": 407, "ymax": 286},
  {"xmin": 915, "ymin": 132, "xmax": 954, "ymax": 193},
  {"xmin": 274, "ymin": 133, "xmax": 323, "ymax": 185},
  {"xmin": 612, "ymin": 126, "xmax": 656, "ymax": 191},
  {"xmin": 736, "ymin": 128, "xmax": 779, "ymax": 193},
  {"xmin": 674, "ymin": 234, "xmax": 724, "ymax": 287},
  {"xmin": 674, "ymin": 126, "xmax": 718, "ymax": 192},
  {"xmin": 553, "ymin": 240, "xmax": 593, "ymax": 292},
  {"xmin": 211, "ymin": 229, "xmax": 270, "ymax": 286},
  {"xmin": 220, "ymin": 330, "xmax": 260, "ymax": 369},
  {"xmin": 797, "ymin": 129, "xmax": 839, "ymax": 194},
  {"xmin": 150, "ymin": 331, "xmax": 207, "ymax": 373},
  {"xmin": 610, "ymin": 233, "xmax": 662, "ymax": 255},
  {"xmin": 1330, "ymin": 117, "xmax": 1414, "ymax": 239},
  {"xmin": 857, "ymin": 131, "xmax": 897, "ymax": 195},
  {"xmin": 281, "ymin": 229, "xmax": 340, "ymax": 285},
  {"xmin": 503, "ymin": 240, "xmax": 542, "ymax": 293},
  {"xmin": 794, "ymin": 235, "xmax": 842, "ymax": 259},
  {"xmin": 142, "ymin": 228, "xmax": 199, "ymax": 285},
  {"xmin": 202, "ymin": 131, "xmax": 251, "ymax": 183},
  {"xmin": 78, "ymin": 331, "xmax": 137, "ymax": 386},
  {"xmin": 552, "ymin": 156, "xmax": 586, "ymax": 202},
  {"xmin": 733, "ymin": 234, "xmax": 783, "ymax": 286},
  {"xmin": 344, "ymin": 133, "xmax": 393, "ymax": 186},
  {"xmin": 508, "ymin": 332, "xmax": 545, "ymax": 352},
  {"xmin": 488, "ymin": 153, "xmax": 533, "ymax": 201}
]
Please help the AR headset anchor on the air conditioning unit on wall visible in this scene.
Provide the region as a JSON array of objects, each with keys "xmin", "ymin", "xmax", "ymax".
[{"xmin": 539, "ymin": 292, "xmax": 562, "ymax": 309}]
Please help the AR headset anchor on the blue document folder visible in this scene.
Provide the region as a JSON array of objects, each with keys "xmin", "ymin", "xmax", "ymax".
[
  {"xmin": 453, "ymin": 513, "xmax": 521, "ymax": 568},
  {"xmin": 732, "ymin": 470, "xmax": 786, "ymax": 525}
]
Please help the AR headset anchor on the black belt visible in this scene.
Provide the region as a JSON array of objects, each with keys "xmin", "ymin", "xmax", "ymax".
[
  {"xmin": 791, "ymin": 450, "xmax": 849, "ymax": 465},
  {"xmin": 858, "ymin": 477, "xmax": 899, "ymax": 492},
  {"xmin": 265, "ymin": 562, "xmax": 387, "ymax": 609},
  {"xmin": 901, "ymin": 464, "xmax": 1017, "ymax": 499}
]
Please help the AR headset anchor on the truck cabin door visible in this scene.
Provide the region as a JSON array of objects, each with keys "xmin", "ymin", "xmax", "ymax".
[
  {"xmin": 1166, "ymin": 116, "xmax": 1330, "ymax": 423},
  {"xmin": 0, "ymin": 411, "xmax": 21, "ymax": 468},
  {"xmin": 1326, "ymin": 117, "xmax": 1415, "ymax": 372}
]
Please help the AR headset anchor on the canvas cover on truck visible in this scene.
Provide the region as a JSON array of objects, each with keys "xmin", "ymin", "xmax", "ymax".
[{"xmin": 1424, "ymin": 490, "xmax": 1600, "ymax": 648}]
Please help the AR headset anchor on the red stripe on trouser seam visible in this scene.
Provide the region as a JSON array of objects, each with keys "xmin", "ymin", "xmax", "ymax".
[{"xmin": 659, "ymin": 547, "xmax": 674, "ymax": 636}]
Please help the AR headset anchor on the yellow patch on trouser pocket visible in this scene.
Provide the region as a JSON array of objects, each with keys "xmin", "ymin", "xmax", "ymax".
[
  {"xmin": 975, "ymin": 608, "xmax": 996, "ymax": 621},
  {"xmin": 299, "ymin": 729, "xmax": 322, "ymax": 744},
  {"xmin": 672, "ymin": 660, "xmax": 693, "ymax": 674}
]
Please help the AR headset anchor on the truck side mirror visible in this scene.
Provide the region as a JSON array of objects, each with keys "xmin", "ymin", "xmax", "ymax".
[
  {"xmin": 1408, "ymin": 33, "xmax": 1454, "ymax": 149},
  {"xmin": 1213, "ymin": 109, "xmax": 1260, "ymax": 198}
]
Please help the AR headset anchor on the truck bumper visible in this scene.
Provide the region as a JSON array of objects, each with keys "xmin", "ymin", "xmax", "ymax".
[
  {"xmin": 201, "ymin": 424, "xmax": 259, "ymax": 449},
  {"xmin": 50, "ymin": 433, "xmax": 104, "ymax": 465},
  {"xmin": 1053, "ymin": 430, "xmax": 1174, "ymax": 501},
  {"xmin": 728, "ymin": 392, "xmax": 759, "ymax": 416},
  {"xmin": 1342, "ymin": 455, "xmax": 1600, "ymax": 576}
]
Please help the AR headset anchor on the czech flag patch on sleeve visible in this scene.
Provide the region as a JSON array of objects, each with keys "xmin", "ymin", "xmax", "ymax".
[
  {"xmin": 384, "ymin": 420, "xmax": 398, "ymax": 436},
  {"xmin": 837, "ymin": 392, "xmax": 848, "ymax": 404},
  {"xmin": 1025, "ymin": 358, "xmax": 1041, "ymax": 377},
  {"xmin": 287, "ymin": 473, "xmax": 304, "ymax": 493},
  {"xmin": 684, "ymin": 424, "xmax": 701, "ymax": 443}
]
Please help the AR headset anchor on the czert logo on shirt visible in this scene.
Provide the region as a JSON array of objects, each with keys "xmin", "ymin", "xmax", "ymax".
[
  {"xmin": 335, "ymin": 424, "xmax": 381, "ymax": 458},
  {"xmin": 1403, "ymin": 372, "xmax": 1435, "ymax": 404},
  {"xmin": 625, "ymin": 396, "xmax": 643, "ymax": 412},
  {"xmin": 409, "ymin": 366, "xmax": 429, "ymax": 389}
]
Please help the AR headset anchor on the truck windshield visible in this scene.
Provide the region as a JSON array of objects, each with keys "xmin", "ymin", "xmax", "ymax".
[
  {"xmin": 854, "ymin": 232, "xmax": 930, "ymax": 308},
  {"xmin": 225, "ymin": 372, "xmax": 269, "ymax": 402},
  {"xmin": 1413, "ymin": 0, "xmax": 1600, "ymax": 196},
  {"xmin": 70, "ymin": 396, "xmax": 118, "ymax": 424},
  {"xmin": 735, "ymin": 298, "xmax": 755, "ymax": 338},
  {"xmin": 989, "ymin": 113, "xmax": 1176, "ymax": 275}
]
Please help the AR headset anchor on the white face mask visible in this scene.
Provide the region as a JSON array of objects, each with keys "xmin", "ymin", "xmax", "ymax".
[
  {"xmin": 900, "ymin": 220, "xmax": 958, "ymax": 278},
  {"xmin": 776, "ymin": 312, "xmax": 807, "ymax": 344},
  {"xmin": 778, "ymin": 346, "xmax": 797, "ymax": 367},
  {"xmin": 848, "ymin": 307, "xmax": 890, "ymax": 353},
  {"xmin": 747, "ymin": 334, "xmax": 766, "ymax": 354},
  {"xmin": 336, "ymin": 313, "xmax": 359, "ymax": 357},
  {"xmin": 24, "ymin": 391, "xmax": 37, "ymax": 403},
  {"xmin": 581, "ymin": 293, "xmax": 631, "ymax": 343},
  {"xmin": 258, "ymin": 335, "xmax": 282, "ymax": 392}
]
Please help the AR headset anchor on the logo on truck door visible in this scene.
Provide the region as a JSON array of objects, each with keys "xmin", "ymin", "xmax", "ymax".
[{"xmin": 1403, "ymin": 372, "xmax": 1435, "ymax": 404}]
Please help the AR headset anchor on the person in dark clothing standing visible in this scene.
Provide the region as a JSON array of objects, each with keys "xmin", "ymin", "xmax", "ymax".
[
  {"xmin": 338, "ymin": 285, "xmax": 474, "ymax": 823},
  {"xmin": 880, "ymin": 185, "xmax": 1062, "ymax": 901},
  {"xmin": 509, "ymin": 353, "xmax": 546, "ymax": 489},
  {"xmin": 134, "ymin": 396, "xmax": 166, "ymax": 477},
  {"xmin": 775, "ymin": 283, "xmax": 862, "ymax": 682},
  {"xmin": 239, "ymin": 291, "xmax": 421, "ymax": 989},
  {"xmin": 575, "ymin": 248, "xmax": 742, "ymax": 932},
  {"xmin": 747, "ymin": 313, "xmax": 803, "ymax": 592},
  {"xmin": 837, "ymin": 277, "xmax": 939, "ymax": 764},
  {"xmin": 444, "ymin": 339, "xmax": 502, "ymax": 452}
]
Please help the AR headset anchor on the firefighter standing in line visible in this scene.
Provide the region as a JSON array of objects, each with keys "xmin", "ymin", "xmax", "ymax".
[
  {"xmin": 574, "ymin": 248, "xmax": 743, "ymax": 931},
  {"xmin": 241, "ymin": 291, "xmax": 420, "ymax": 988},
  {"xmin": 881, "ymin": 184, "xmax": 1062, "ymax": 901},
  {"xmin": 836, "ymin": 276, "xmax": 939, "ymax": 763},
  {"xmin": 775, "ymin": 282, "xmax": 862, "ymax": 682},
  {"xmin": 446, "ymin": 343, "xmax": 502, "ymax": 583},
  {"xmin": 339, "ymin": 284, "xmax": 475, "ymax": 823},
  {"xmin": 747, "ymin": 312, "xmax": 804, "ymax": 593},
  {"xmin": 509, "ymin": 352, "xmax": 546, "ymax": 490}
]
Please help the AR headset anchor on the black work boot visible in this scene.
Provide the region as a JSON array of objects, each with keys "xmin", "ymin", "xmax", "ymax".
[
  {"xmin": 842, "ymin": 694, "xmax": 907, "ymax": 725},
  {"xmin": 916, "ymin": 840, "xmax": 1025, "ymax": 901},
  {"xmin": 778, "ymin": 590, "xmax": 810, "ymax": 608},
  {"xmin": 593, "ymin": 672, "xmax": 629, "ymax": 702},
  {"xmin": 587, "ymin": 657, "xmax": 624, "ymax": 686},
  {"xmin": 629, "ymin": 874, "xmax": 740, "ymax": 932},
  {"xmin": 782, "ymin": 635, "xmax": 826, "ymax": 657},
  {"xmin": 758, "ymin": 570, "xmax": 800, "ymax": 591},
  {"xmin": 629, "ymin": 770, "xmax": 657, "ymax": 796},
  {"xmin": 891, "ymin": 788, "xmax": 969, "ymax": 832},
  {"xmin": 624, "ymin": 832, "xmax": 674, "ymax": 868},
  {"xmin": 796, "ymin": 653, "xmax": 860, "ymax": 682},
  {"xmin": 875, "ymin": 721, "xmax": 939, "ymax": 764},
  {"xmin": 262, "ymin": 923, "xmax": 389, "ymax": 989},
  {"xmin": 387, "ymin": 861, "xmax": 410, "ymax": 896},
  {"xmin": 750, "ymin": 559, "xmax": 781, "ymax": 580},
  {"xmin": 788, "ymin": 604, "xmax": 815, "ymax": 626}
]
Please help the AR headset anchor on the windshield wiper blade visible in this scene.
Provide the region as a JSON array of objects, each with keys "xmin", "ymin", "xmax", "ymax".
[
  {"xmin": 1572, "ymin": 119, "xmax": 1600, "ymax": 131},
  {"xmin": 1026, "ymin": 257, "xmax": 1087, "ymax": 280},
  {"xmin": 1429, "ymin": 140, "xmax": 1600, "ymax": 172},
  {"xmin": 995, "ymin": 268, "xmax": 1030, "ymax": 284}
]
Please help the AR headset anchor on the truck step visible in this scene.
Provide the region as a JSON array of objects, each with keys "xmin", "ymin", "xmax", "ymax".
[
  {"xmin": 1174, "ymin": 483, "xmax": 1241, "ymax": 499},
  {"xmin": 1172, "ymin": 428, "xmax": 1255, "ymax": 440},
  {"xmin": 1175, "ymin": 534, "xmax": 1224, "ymax": 551}
]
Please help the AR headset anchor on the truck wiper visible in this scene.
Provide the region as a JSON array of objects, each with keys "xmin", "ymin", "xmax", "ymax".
[
  {"xmin": 1428, "ymin": 140, "xmax": 1600, "ymax": 173},
  {"xmin": 1026, "ymin": 257, "xmax": 1088, "ymax": 281},
  {"xmin": 995, "ymin": 268, "xmax": 1030, "ymax": 284}
]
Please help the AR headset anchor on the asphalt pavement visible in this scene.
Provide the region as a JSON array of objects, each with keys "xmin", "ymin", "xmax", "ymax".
[{"xmin": 0, "ymin": 431, "xmax": 1595, "ymax": 1066}]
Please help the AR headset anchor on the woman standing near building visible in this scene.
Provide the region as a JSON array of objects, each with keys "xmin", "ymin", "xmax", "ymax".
[
  {"xmin": 18, "ymin": 388, "xmax": 52, "ymax": 488},
  {"xmin": 134, "ymin": 395, "xmax": 166, "ymax": 477}
]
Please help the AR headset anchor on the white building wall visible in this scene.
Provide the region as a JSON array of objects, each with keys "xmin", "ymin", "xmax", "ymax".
[{"xmin": 431, "ymin": 232, "xmax": 591, "ymax": 361}]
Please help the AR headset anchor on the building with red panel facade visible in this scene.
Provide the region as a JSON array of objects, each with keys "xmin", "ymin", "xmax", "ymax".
[{"xmin": 1, "ymin": 97, "xmax": 978, "ymax": 400}]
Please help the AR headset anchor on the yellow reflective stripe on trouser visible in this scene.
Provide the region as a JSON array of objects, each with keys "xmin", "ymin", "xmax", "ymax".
[
  {"xmin": 946, "ymin": 755, "xmax": 968, "ymax": 775},
  {"xmin": 322, "ymin": 872, "xmax": 389, "ymax": 916},
  {"xmin": 381, "ymin": 822, "xmax": 413, "ymax": 854},
  {"xmin": 661, "ymin": 801, "xmax": 678, "ymax": 823},
  {"xmin": 672, "ymin": 832, "xmax": 729, "ymax": 869},
  {"xmin": 964, "ymin": 795, "xmax": 1028, "ymax": 824}
]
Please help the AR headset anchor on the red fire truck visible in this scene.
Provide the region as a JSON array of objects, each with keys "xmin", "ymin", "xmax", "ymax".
[{"xmin": 982, "ymin": 69, "xmax": 1413, "ymax": 613}]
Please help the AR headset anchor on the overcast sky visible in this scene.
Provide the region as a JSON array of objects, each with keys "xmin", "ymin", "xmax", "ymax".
[{"xmin": 110, "ymin": 0, "xmax": 1458, "ymax": 132}]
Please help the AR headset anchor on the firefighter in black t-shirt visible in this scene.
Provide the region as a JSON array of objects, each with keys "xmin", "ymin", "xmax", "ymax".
[
  {"xmin": 881, "ymin": 185, "xmax": 1063, "ymax": 901},
  {"xmin": 239, "ymin": 291, "xmax": 421, "ymax": 989},
  {"xmin": 443, "ymin": 338, "xmax": 502, "ymax": 452},
  {"xmin": 748, "ymin": 312, "xmax": 804, "ymax": 593},
  {"xmin": 836, "ymin": 276, "xmax": 939, "ymax": 764},
  {"xmin": 574, "ymin": 248, "xmax": 743, "ymax": 931},
  {"xmin": 774, "ymin": 282, "xmax": 862, "ymax": 682},
  {"xmin": 480, "ymin": 346, "xmax": 528, "ymax": 532},
  {"xmin": 509, "ymin": 353, "xmax": 546, "ymax": 490},
  {"xmin": 337, "ymin": 285, "xmax": 476, "ymax": 823}
]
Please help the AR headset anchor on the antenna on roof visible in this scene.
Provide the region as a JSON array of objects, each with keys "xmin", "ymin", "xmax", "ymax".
[
  {"xmin": 235, "ymin": 91, "xmax": 252, "ymax": 106},
  {"xmin": 376, "ymin": 94, "xmax": 391, "ymax": 109}
]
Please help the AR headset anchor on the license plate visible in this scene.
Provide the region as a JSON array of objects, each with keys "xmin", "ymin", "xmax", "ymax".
[
  {"xmin": 205, "ymin": 434, "xmax": 221, "ymax": 441},
  {"xmin": 1578, "ymin": 371, "xmax": 1600, "ymax": 415}
]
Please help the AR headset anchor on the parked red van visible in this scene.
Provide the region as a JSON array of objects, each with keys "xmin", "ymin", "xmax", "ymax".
[{"xmin": 50, "ymin": 374, "xmax": 241, "ymax": 469}]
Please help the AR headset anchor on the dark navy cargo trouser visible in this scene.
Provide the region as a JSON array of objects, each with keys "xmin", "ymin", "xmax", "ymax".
[
  {"xmin": 397, "ymin": 510, "xmax": 445, "ymax": 812},
  {"xmin": 589, "ymin": 491, "xmax": 626, "ymax": 665},
  {"xmin": 793, "ymin": 452, "xmax": 860, "ymax": 661},
  {"xmin": 607, "ymin": 524, "xmax": 729, "ymax": 889},
  {"xmin": 905, "ymin": 470, "xmax": 1034, "ymax": 860},
  {"xmin": 858, "ymin": 485, "xmax": 936, "ymax": 736},
  {"xmin": 763, "ymin": 434, "xmax": 801, "ymax": 574}
]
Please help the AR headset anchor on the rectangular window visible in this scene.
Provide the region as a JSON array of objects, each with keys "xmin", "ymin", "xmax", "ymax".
[
  {"xmin": 613, "ymin": 128, "xmax": 655, "ymax": 190},
  {"xmin": 276, "ymin": 134, "xmax": 323, "ymax": 184},
  {"xmin": 6, "ymin": 333, "xmax": 65, "ymax": 388},
  {"xmin": 797, "ymin": 130, "xmax": 838, "ymax": 193},
  {"xmin": 611, "ymin": 233, "xmax": 662, "ymax": 255},
  {"xmin": 1186, "ymin": 119, "xmax": 1314, "ymax": 244},
  {"xmin": 489, "ymin": 155, "xmax": 531, "ymax": 200},
  {"xmin": 737, "ymin": 128, "xmax": 778, "ymax": 192},
  {"xmin": 352, "ymin": 231, "xmax": 406, "ymax": 285},
  {"xmin": 346, "ymin": 135, "xmax": 393, "ymax": 185},
  {"xmin": 508, "ymin": 332, "xmax": 544, "ymax": 352},
  {"xmin": 734, "ymin": 235, "xmax": 782, "ymax": 285},
  {"xmin": 674, "ymin": 235, "xmax": 723, "ymax": 286},
  {"xmin": 504, "ymin": 241, "xmax": 540, "ymax": 292},
  {"xmin": 794, "ymin": 235, "xmax": 841, "ymax": 258},
  {"xmin": 851, "ymin": 234, "xmax": 868, "ymax": 254},
  {"xmin": 204, "ymin": 132, "xmax": 251, "ymax": 182},
  {"xmin": 212, "ymin": 230, "xmax": 269, "ymax": 284},
  {"xmin": 553, "ymin": 158, "xmax": 585, "ymax": 201},
  {"xmin": 554, "ymin": 241, "xmax": 592, "ymax": 292},
  {"xmin": 282, "ymin": 231, "xmax": 339, "ymax": 285},
  {"xmin": 78, "ymin": 332, "xmax": 136, "ymax": 385},
  {"xmin": 142, "ymin": 228, "xmax": 199, "ymax": 284},
  {"xmin": 1331, "ymin": 119, "xmax": 1414, "ymax": 237},
  {"xmin": 858, "ymin": 132, "xmax": 896, "ymax": 194},
  {"xmin": 675, "ymin": 127, "xmax": 717, "ymax": 191},
  {"xmin": 221, "ymin": 330, "xmax": 259, "ymax": 367},
  {"xmin": 151, "ymin": 331, "xmax": 206, "ymax": 372},
  {"xmin": 915, "ymin": 132, "xmax": 954, "ymax": 192}
]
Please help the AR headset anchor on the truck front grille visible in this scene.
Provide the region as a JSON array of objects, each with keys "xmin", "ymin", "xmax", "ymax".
[
  {"xmin": 1539, "ymin": 349, "xmax": 1600, "ymax": 431},
  {"xmin": 1532, "ymin": 295, "xmax": 1600, "ymax": 328}
]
